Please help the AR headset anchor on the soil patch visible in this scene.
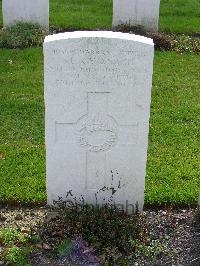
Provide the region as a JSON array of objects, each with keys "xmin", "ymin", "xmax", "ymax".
[{"xmin": 0, "ymin": 207, "xmax": 200, "ymax": 265}]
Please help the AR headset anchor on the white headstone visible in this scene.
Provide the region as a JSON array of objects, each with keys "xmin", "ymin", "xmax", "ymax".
[
  {"xmin": 2, "ymin": 0, "xmax": 49, "ymax": 29},
  {"xmin": 44, "ymin": 31, "xmax": 154, "ymax": 213},
  {"xmin": 113, "ymin": 0, "xmax": 160, "ymax": 32}
]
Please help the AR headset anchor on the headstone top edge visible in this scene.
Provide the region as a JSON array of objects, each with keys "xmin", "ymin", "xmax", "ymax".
[{"xmin": 44, "ymin": 31, "xmax": 154, "ymax": 46}]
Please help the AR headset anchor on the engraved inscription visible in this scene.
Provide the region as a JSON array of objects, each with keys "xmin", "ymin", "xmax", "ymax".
[{"xmin": 45, "ymin": 46, "xmax": 150, "ymax": 91}]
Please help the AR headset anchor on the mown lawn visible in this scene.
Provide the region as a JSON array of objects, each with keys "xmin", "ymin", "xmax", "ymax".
[
  {"xmin": 0, "ymin": 0, "xmax": 199, "ymax": 33},
  {"xmin": 159, "ymin": 0, "xmax": 200, "ymax": 33},
  {"xmin": 0, "ymin": 0, "xmax": 199, "ymax": 205},
  {"xmin": 0, "ymin": 48, "xmax": 199, "ymax": 205},
  {"xmin": 0, "ymin": 49, "xmax": 45, "ymax": 203}
]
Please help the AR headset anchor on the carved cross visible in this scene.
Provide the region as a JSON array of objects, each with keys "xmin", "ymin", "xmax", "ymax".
[{"xmin": 55, "ymin": 92, "xmax": 138, "ymax": 190}]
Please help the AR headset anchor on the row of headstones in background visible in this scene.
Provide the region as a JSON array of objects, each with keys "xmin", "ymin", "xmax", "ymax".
[
  {"xmin": 3, "ymin": 1, "xmax": 155, "ymax": 212},
  {"xmin": 2, "ymin": 0, "xmax": 160, "ymax": 32},
  {"xmin": 2, "ymin": 0, "xmax": 49, "ymax": 29},
  {"xmin": 44, "ymin": 31, "xmax": 154, "ymax": 212},
  {"xmin": 113, "ymin": 0, "xmax": 161, "ymax": 32}
]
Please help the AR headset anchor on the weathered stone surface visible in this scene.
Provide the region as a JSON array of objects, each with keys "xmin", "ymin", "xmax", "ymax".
[
  {"xmin": 44, "ymin": 31, "xmax": 154, "ymax": 212},
  {"xmin": 2, "ymin": 0, "xmax": 49, "ymax": 28},
  {"xmin": 113, "ymin": 0, "xmax": 160, "ymax": 32}
]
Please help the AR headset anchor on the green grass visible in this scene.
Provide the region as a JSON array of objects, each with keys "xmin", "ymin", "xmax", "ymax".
[
  {"xmin": 0, "ymin": 0, "xmax": 199, "ymax": 33},
  {"xmin": 159, "ymin": 0, "xmax": 200, "ymax": 33},
  {"xmin": 0, "ymin": 48, "xmax": 45, "ymax": 203},
  {"xmin": 0, "ymin": 49, "xmax": 199, "ymax": 205},
  {"xmin": 0, "ymin": 0, "xmax": 199, "ymax": 206},
  {"xmin": 146, "ymin": 52, "xmax": 200, "ymax": 204},
  {"xmin": 0, "ymin": 228, "xmax": 41, "ymax": 265},
  {"xmin": 50, "ymin": 0, "xmax": 112, "ymax": 29}
]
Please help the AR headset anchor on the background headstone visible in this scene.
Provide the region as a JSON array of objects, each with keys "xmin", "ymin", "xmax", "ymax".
[
  {"xmin": 44, "ymin": 31, "xmax": 154, "ymax": 212},
  {"xmin": 2, "ymin": 0, "xmax": 49, "ymax": 29},
  {"xmin": 113, "ymin": 0, "xmax": 160, "ymax": 32}
]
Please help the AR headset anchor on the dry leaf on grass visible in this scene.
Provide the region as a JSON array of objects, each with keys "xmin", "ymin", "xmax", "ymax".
[{"xmin": 0, "ymin": 154, "xmax": 5, "ymax": 160}]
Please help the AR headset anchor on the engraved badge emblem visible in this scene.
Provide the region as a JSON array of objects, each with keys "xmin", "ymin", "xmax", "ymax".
[{"xmin": 75, "ymin": 113, "xmax": 118, "ymax": 152}]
